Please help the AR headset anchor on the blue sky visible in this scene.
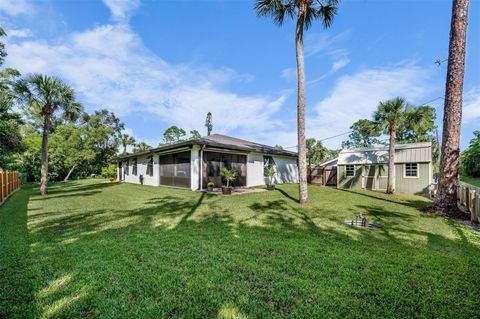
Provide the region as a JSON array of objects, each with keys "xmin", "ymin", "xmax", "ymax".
[{"xmin": 0, "ymin": 0, "xmax": 478, "ymax": 151}]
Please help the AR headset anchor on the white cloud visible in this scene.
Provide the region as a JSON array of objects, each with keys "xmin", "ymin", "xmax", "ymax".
[
  {"xmin": 281, "ymin": 67, "xmax": 296, "ymax": 81},
  {"xmin": 304, "ymin": 30, "xmax": 351, "ymax": 58},
  {"xmin": 5, "ymin": 23, "xmax": 286, "ymax": 145},
  {"xmin": 463, "ymin": 87, "xmax": 480, "ymax": 123},
  {"xmin": 102, "ymin": 0, "xmax": 140, "ymax": 22},
  {"xmin": 308, "ymin": 63, "xmax": 434, "ymax": 148},
  {"xmin": 5, "ymin": 28, "xmax": 32, "ymax": 38},
  {"xmin": 0, "ymin": 0, "xmax": 35, "ymax": 16}
]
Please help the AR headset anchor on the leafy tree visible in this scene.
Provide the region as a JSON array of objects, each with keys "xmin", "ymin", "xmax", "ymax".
[
  {"xmin": 461, "ymin": 131, "xmax": 480, "ymax": 178},
  {"xmin": 434, "ymin": 0, "xmax": 469, "ymax": 212},
  {"xmin": 0, "ymin": 27, "xmax": 7, "ymax": 66},
  {"xmin": 274, "ymin": 144, "xmax": 284, "ymax": 150},
  {"xmin": 133, "ymin": 142, "xmax": 152, "ymax": 153},
  {"xmin": 15, "ymin": 74, "xmax": 82, "ymax": 195},
  {"xmin": 255, "ymin": 0, "xmax": 339, "ymax": 204},
  {"xmin": 18, "ymin": 125, "xmax": 42, "ymax": 182},
  {"xmin": 49, "ymin": 124, "xmax": 95, "ymax": 181},
  {"xmin": 120, "ymin": 134, "xmax": 135, "ymax": 155},
  {"xmin": 190, "ymin": 130, "xmax": 201, "ymax": 140},
  {"xmin": 342, "ymin": 119, "xmax": 382, "ymax": 149},
  {"xmin": 163, "ymin": 125, "xmax": 186, "ymax": 144},
  {"xmin": 205, "ymin": 112, "xmax": 213, "ymax": 136},
  {"xmin": 397, "ymin": 105, "xmax": 436, "ymax": 143},
  {"xmin": 327, "ymin": 148, "xmax": 340, "ymax": 159},
  {"xmin": 101, "ymin": 163, "xmax": 117, "ymax": 179},
  {"xmin": 306, "ymin": 138, "xmax": 328, "ymax": 165}
]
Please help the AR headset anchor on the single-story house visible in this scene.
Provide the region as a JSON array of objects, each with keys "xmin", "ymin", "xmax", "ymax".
[
  {"xmin": 116, "ymin": 134, "xmax": 299, "ymax": 191},
  {"xmin": 337, "ymin": 142, "xmax": 433, "ymax": 193}
]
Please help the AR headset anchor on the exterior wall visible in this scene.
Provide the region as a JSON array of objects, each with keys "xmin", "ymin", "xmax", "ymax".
[
  {"xmin": 395, "ymin": 162, "xmax": 431, "ymax": 194},
  {"xmin": 337, "ymin": 162, "xmax": 431, "ymax": 194},
  {"xmin": 273, "ymin": 155, "xmax": 299, "ymax": 184},
  {"xmin": 337, "ymin": 165, "xmax": 363, "ymax": 189},
  {"xmin": 246, "ymin": 153, "xmax": 264, "ymax": 187},
  {"xmin": 190, "ymin": 146, "xmax": 200, "ymax": 191},
  {"xmin": 246, "ymin": 152, "xmax": 298, "ymax": 187},
  {"xmin": 123, "ymin": 154, "xmax": 160, "ymax": 186}
]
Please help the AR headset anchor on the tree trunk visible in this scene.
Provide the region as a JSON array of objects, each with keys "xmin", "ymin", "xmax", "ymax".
[
  {"xmin": 40, "ymin": 114, "xmax": 50, "ymax": 195},
  {"xmin": 64, "ymin": 164, "xmax": 77, "ymax": 181},
  {"xmin": 296, "ymin": 3, "xmax": 308, "ymax": 205},
  {"xmin": 386, "ymin": 126, "xmax": 397, "ymax": 194},
  {"xmin": 123, "ymin": 144, "xmax": 127, "ymax": 155},
  {"xmin": 435, "ymin": 0, "xmax": 469, "ymax": 210}
]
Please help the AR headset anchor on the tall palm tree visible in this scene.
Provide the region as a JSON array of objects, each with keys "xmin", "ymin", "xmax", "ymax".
[
  {"xmin": 435, "ymin": 0, "xmax": 469, "ymax": 212},
  {"xmin": 374, "ymin": 97, "xmax": 407, "ymax": 194},
  {"xmin": 15, "ymin": 74, "xmax": 82, "ymax": 195},
  {"xmin": 120, "ymin": 134, "xmax": 135, "ymax": 155},
  {"xmin": 133, "ymin": 141, "xmax": 152, "ymax": 153},
  {"xmin": 255, "ymin": 0, "xmax": 339, "ymax": 204}
]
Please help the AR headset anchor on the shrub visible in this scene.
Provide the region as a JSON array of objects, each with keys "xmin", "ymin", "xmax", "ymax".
[{"xmin": 101, "ymin": 164, "xmax": 117, "ymax": 179}]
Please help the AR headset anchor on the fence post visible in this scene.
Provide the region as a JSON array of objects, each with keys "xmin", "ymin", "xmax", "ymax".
[
  {"xmin": 470, "ymin": 190, "xmax": 478, "ymax": 223},
  {"xmin": 0, "ymin": 171, "xmax": 3, "ymax": 203}
]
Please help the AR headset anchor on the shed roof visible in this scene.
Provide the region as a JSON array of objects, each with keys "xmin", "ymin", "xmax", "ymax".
[
  {"xmin": 118, "ymin": 134, "xmax": 297, "ymax": 159},
  {"xmin": 338, "ymin": 142, "xmax": 432, "ymax": 165}
]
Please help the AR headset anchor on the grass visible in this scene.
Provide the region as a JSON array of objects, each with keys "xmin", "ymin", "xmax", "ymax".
[
  {"xmin": 1, "ymin": 179, "xmax": 480, "ymax": 318},
  {"xmin": 461, "ymin": 175, "xmax": 480, "ymax": 187}
]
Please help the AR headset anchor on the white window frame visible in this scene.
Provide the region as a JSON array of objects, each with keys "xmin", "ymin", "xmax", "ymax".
[
  {"xmin": 345, "ymin": 165, "xmax": 355, "ymax": 177},
  {"xmin": 403, "ymin": 163, "xmax": 419, "ymax": 178}
]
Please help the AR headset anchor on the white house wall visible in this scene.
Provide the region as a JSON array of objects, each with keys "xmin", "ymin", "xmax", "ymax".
[
  {"xmin": 247, "ymin": 152, "xmax": 299, "ymax": 187},
  {"xmin": 122, "ymin": 154, "xmax": 159, "ymax": 186}
]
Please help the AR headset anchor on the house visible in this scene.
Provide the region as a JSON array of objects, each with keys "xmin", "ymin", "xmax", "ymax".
[
  {"xmin": 116, "ymin": 134, "xmax": 299, "ymax": 190},
  {"xmin": 337, "ymin": 142, "xmax": 433, "ymax": 194}
]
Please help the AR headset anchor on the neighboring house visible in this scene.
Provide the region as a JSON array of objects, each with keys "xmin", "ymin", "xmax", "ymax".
[
  {"xmin": 117, "ymin": 134, "xmax": 299, "ymax": 191},
  {"xmin": 337, "ymin": 142, "xmax": 433, "ymax": 194}
]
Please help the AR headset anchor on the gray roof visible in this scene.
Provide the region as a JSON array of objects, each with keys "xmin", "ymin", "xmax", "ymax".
[
  {"xmin": 338, "ymin": 142, "xmax": 432, "ymax": 165},
  {"xmin": 118, "ymin": 134, "xmax": 297, "ymax": 159}
]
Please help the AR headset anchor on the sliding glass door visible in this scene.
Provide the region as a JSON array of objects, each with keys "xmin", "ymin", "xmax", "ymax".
[{"xmin": 203, "ymin": 152, "xmax": 246, "ymax": 187}]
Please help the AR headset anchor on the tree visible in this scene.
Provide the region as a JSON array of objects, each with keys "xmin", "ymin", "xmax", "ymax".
[
  {"xmin": 205, "ymin": 112, "xmax": 213, "ymax": 136},
  {"xmin": 374, "ymin": 98, "xmax": 407, "ymax": 194},
  {"xmin": 0, "ymin": 27, "xmax": 7, "ymax": 66},
  {"xmin": 15, "ymin": 74, "xmax": 82, "ymax": 195},
  {"xmin": 374, "ymin": 98, "xmax": 436, "ymax": 194},
  {"xmin": 120, "ymin": 134, "xmax": 135, "ymax": 155},
  {"xmin": 163, "ymin": 125, "xmax": 186, "ymax": 144},
  {"xmin": 255, "ymin": 0, "xmax": 339, "ymax": 204},
  {"xmin": 306, "ymin": 138, "xmax": 328, "ymax": 165},
  {"xmin": 49, "ymin": 124, "xmax": 95, "ymax": 181},
  {"xmin": 133, "ymin": 142, "xmax": 152, "ymax": 153},
  {"xmin": 461, "ymin": 131, "xmax": 480, "ymax": 178},
  {"xmin": 342, "ymin": 119, "xmax": 382, "ymax": 149},
  {"xmin": 434, "ymin": 0, "xmax": 469, "ymax": 212},
  {"xmin": 274, "ymin": 144, "xmax": 284, "ymax": 150},
  {"xmin": 190, "ymin": 130, "xmax": 201, "ymax": 140}
]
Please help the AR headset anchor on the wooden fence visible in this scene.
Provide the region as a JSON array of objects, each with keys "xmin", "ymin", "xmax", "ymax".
[
  {"xmin": 458, "ymin": 181, "xmax": 480, "ymax": 223},
  {"xmin": 0, "ymin": 170, "xmax": 21, "ymax": 205}
]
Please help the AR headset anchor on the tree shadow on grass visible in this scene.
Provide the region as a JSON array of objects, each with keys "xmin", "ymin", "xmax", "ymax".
[
  {"xmin": 337, "ymin": 188, "xmax": 431, "ymax": 210},
  {"xmin": 3, "ymin": 181, "xmax": 480, "ymax": 318}
]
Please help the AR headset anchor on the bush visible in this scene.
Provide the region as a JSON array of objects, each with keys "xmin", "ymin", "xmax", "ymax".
[
  {"xmin": 101, "ymin": 164, "xmax": 117, "ymax": 179},
  {"xmin": 461, "ymin": 131, "xmax": 480, "ymax": 178}
]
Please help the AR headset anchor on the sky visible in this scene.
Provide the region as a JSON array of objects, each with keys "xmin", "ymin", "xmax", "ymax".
[{"xmin": 0, "ymin": 0, "xmax": 478, "ymax": 152}]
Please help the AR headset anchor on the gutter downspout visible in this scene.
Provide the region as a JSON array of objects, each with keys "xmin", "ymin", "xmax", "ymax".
[{"xmin": 199, "ymin": 144, "xmax": 206, "ymax": 190}]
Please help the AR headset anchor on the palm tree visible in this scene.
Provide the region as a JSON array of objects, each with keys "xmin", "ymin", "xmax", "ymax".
[
  {"xmin": 120, "ymin": 134, "xmax": 135, "ymax": 155},
  {"xmin": 255, "ymin": 0, "xmax": 339, "ymax": 204},
  {"xmin": 374, "ymin": 97, "xmax": 407, "ymax": 194},
  {"xmin": 434, "ymin": 0, "xmax": 469, "ymax": 212},
  {"xmin": 133, "ymin": 141, "xmax": 152, "ymax": 153},
  {"xmin": 15, "ymin": 74, "xmax": 82, "ymax": 195}
]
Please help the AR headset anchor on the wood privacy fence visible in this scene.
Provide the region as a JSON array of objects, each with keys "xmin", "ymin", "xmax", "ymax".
[
  {"xmin": 0, "ymin": 170, "xmax": 21, "ymax": 205},
  {"xmin": 458, "ymin": 181, "xmax": 480, "ymax": 223}
]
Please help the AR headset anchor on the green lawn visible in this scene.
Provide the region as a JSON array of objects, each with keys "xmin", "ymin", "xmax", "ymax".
[
  {"xmin": 461, "ymin": 175, "xmax": 480, "ymax": 187},
  {"xmin": 1, "ymin": 180, "xmax": 480, "ymax": 318}
]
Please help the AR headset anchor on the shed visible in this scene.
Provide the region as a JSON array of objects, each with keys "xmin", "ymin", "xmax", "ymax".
[{"xmin": 337, "ymin": 142, "xmax": 432, "ymax": 194}]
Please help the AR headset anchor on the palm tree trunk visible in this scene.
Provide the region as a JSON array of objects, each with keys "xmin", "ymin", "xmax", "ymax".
[
  {"xmin": 386, "ymin": 126, "xmax": 396, "ymax": 194},
  {"xmin": 64, "ymin": 164, "xmax": 77, "ymax": 181},
  {"xmin": 40, "ymin": 114, "xmax": 50, "ymax": 195},
  {"xmin": 296, "ymin": 3, "xmax": 308, "ymax": 205},
  {"xmin": 435, "ymin": 0, "xmax": 469, "ymax": 210},
  {"xmin": 123, "ymin": 144, "xmax": 127, "ymax": 155}
]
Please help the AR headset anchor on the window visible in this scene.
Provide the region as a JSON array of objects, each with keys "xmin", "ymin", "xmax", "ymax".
[
  {"xmin": 263, "ymin": 156, "xmax": 275, "ymax": 168},
  {"xmin": 125, "ymin": 160, "xmax": 129, "ymax": 175},
  {"xmin": 345, "ymin": 165, "xmax": 355, "ymax": 177},
  {"xmin": 404, "ymin": 163, "xmax": 418, "ymax": 177},
  {"xmin": 132, "ymin": 158, "xmax": 137, "ymax": 176},
  {"xmin": 146, "ymin": 156, "xmax": 154, "ymax": 176}
]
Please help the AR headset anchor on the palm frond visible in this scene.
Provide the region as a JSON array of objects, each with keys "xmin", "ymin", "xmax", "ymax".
[
  {"xmin": 254, "ymin": 0, "xmax": 294, "ymax": 26},
  {"xmin": 0, "ymin": 27, "xmax": 6, "ymax": 37}
]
